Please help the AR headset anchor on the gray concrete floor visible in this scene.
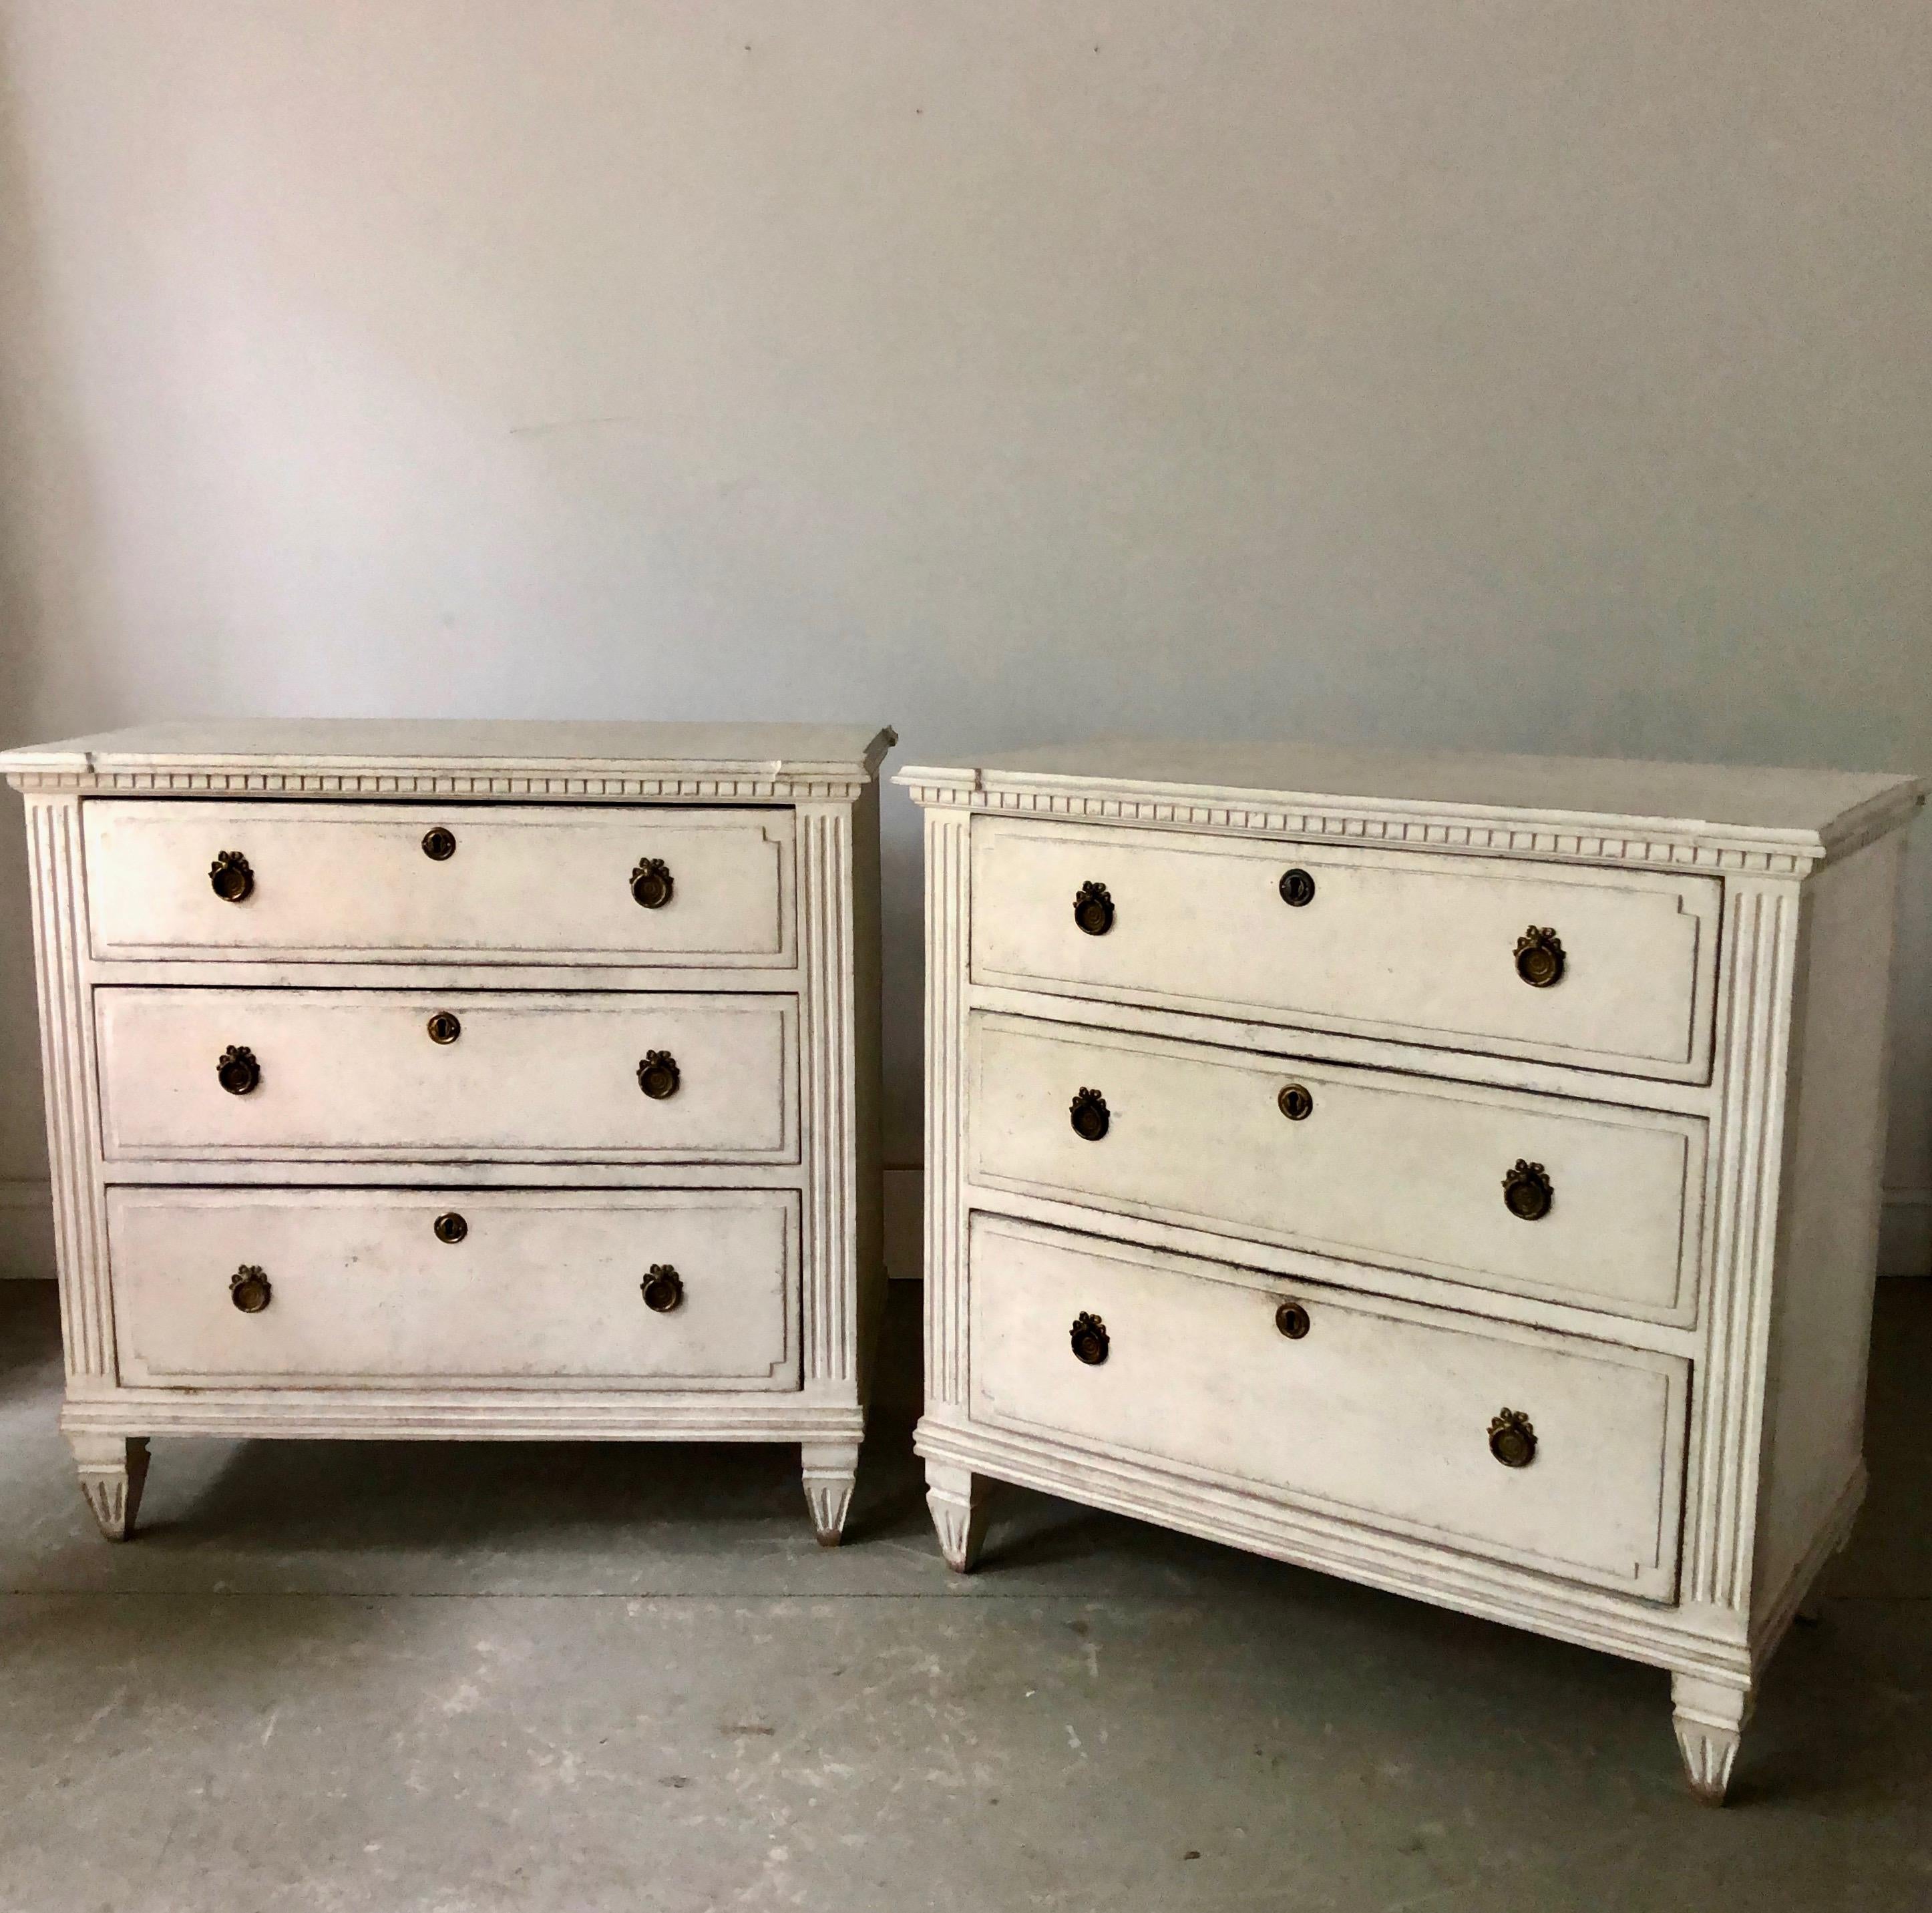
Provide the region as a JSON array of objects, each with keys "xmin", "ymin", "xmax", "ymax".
[{"xmin": 1, "ymin": 1282, "xmax": 1929, "ymax": 1913}]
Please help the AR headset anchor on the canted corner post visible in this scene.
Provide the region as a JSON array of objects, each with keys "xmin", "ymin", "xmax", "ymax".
[
  {"xmin": 1671, "ymin": 1672, "xmax": 1754, "ymax": 1806},
  {"xmin": 926, "ymin": 1462, "xmax": 992, "ymax": 1574},
  {"xmin": 801, "ymin": 1442, "xmax": 860, "ymax": 1547},
  {"xmin": 69, "ymin": 1434, "xmax": 150, "ymax": 1542}
]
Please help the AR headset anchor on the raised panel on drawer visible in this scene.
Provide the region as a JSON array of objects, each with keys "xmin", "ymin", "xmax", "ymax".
[
  {"xmin": 970, "ymin": 1014, "xmax": 1704, "ymax": 1323},
  {"xmin": 82, "ymin": 801, "xmax": 793, "ymax": 966},
  {"xmin": 968, "ymin": 1215, "xmax": 1687, "ymax": 1597},
  {"xmin": 107, "ymin": 1188, "xmax": 798, "ymax": 1388},
  {"xmin": 970, "ymin": 817, "xmax": 1720, "ymax": 1081},
  {"xmin": 95, "ymin": 988, "xmax": 795, "ymax": 1163}
]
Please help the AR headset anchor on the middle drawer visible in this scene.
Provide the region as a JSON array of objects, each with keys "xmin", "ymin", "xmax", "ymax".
[
  {"xmin": 96, "ymin": 988, "xmax": 796, "ymax": 1162},
  {"xmin": 970, "ymin": 1012, "xmax": 1704, "ymax": 1323}
]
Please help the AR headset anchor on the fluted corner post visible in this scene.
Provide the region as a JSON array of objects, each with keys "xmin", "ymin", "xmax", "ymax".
[
  {"xmin": 1669, "ymin": 873, "xmax": 1806, "ymax": 1804},
  {"xmin": 915, "ymin": 793, "xmax": 973, "ymax": 1423},
  {"xmin": 1684, "ymin": 878, "xmax": 1804, "ymax": 1626},
  {"xmin": 795, "ymin": 797, "xmax": 863, "ymax": 1397},
  {"xmin": 20, "ymin": 794, "xmax": 116, "ymax": 1388}
]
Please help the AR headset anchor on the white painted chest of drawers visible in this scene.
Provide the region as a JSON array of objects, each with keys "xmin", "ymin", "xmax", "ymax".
[
  {"xmin": 3, "ymin": 719, "xmax": 894, "ymax": 1545},
  {"xmin": 900, "ymin": 741, "xmax": 1921, "ymax": 1803}
]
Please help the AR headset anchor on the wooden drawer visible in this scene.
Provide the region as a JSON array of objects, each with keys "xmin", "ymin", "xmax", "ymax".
[
  {"xmin": 968, "ymin": 1215, "xmax": 1687, "ymax": 1597},
  {"xmin": 81, "ymin": 801, "xmax": 793, "ymax": 966},
  {"xmin": 970, "ymin": 817, "xmax": 1721, "ymax": 1080},
  {"xmin": 95, "ymin": 988, "xmax": 795, "ymax": 1162},
  {"xmin": 970, "ymin": 1014, "xmax": 1703, "ymax": 1323},
  {"xmin": 106, "ymin": 1187, "xmax": 798, "ymax": 1388}
]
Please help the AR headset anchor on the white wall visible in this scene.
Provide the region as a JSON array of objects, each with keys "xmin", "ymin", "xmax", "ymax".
[{"xmin": 1, "ymin": 1, "xmax": 1927, "ymax": 1273}]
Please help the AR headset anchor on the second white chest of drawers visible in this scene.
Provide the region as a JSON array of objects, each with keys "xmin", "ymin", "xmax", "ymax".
[
  {"xmin": 4, "ymin": 719, "xmax": 894, "ymax": 1546},
  {"xmin": 900, "ymin": 740, "xmax": 1921, "ymax": 1804}
]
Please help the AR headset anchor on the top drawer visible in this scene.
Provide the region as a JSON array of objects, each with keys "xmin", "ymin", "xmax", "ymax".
[
  {"xmin": 81, "ymin": 802, "xmax": 793, "ymax": 967},
  {"xmin": 971, "ymin": 818, "xmax": 1722, "ymax": 1081}
]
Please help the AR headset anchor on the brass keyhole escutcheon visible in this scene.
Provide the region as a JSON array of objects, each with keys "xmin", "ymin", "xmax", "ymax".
[
  {"xmin": 1070, "ymin": 1087, "xmax": 1109, "ymax": 1141},
  {"xmin": 209, "ymin": 850, "xmax": 254, "ymax": 903},
  {"xmin": 631, "ymin": 858, "xmax": 674, "ymax": 909},
  {"xmin": 1278, "ymin": 1083, "xmax": 1314, "ymax": 1122},
  {"xmin": 641, "ymin": 1263, "xmax": 684, "ymax": 1313},
  {"xmin": 1279, "ymin": 867, "xmax": 1316, "ymax": 907},
  {"xmin": 638, "ymin": 1050, "xmax": 681, "ymax": 1100},
  {"xmin": 1073, "ymin": 881, "xmax": 1115, "ymax": 936},
  {"xmin": 426, "ymin": 1010, "xmax": 462, "ymax": 1045},
  {"xmin": 1489, "ymin": 1408, "xmax": 1537, "ymax": 1468},
  {"xmin": 1070, "ymin": 1311, "xmax": 1109, "ymax": 1365},
  {"xmin": 433, "ymin": 1212, "xmax": 467, "ymax": 1245},
  {"xmin": 1502, "ymin": 1159, "xmax": 1553, "ymax": 1222},
  {"xmin": 230, "ymin": 1265, "xmax": 272, "ymax": 1314},
  {"xmin": 216, "ymin": 1045, "xmax": 261, "ymax": 1096},
  {"xmin": 1514, "ymin": 926, "xmax": 1565, "ymax": 988},
  {"xmin": 422, "ymin": 825, "xmax": 456, "ymax": 861},
  {"xmin": 1275, "ymin": 1299, "xmax": 1311, "ymax": 1340}
]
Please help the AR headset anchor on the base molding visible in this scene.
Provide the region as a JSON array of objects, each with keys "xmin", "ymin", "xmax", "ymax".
[
  {"xmin": 63, "ymin": 1395, "xmax": 867, "ymax": 1443},
  {"xmin": 916, "ymin": 1414, "xmax": 1751, "ymax": 1684}
]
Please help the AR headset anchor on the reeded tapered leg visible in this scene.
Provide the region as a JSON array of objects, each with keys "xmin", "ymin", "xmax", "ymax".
[
  {"xmin": 70, "ymin": 1434, "xmax": 149, "ymax": 1542},
  {"xmin": 1672, "ymin": 1673, "xmax": 1753, "ymax": 1806},
  {"xmin": 926, "ymin": 1462, "xmax": 992, "ymax": 1573},
  {"xmin": 801, "ymin": 1442, "xmax": 859, "ymax": 1546}
]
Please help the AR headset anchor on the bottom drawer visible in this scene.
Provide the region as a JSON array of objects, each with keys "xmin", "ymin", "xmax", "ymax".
[
  {"xmin": 107, "ymin": 1188, "xmax": 799, "ymax": 1390},
  {"xmin": 968, "ymin": 1213, "xmax": 1686, "ymax": 1597}
]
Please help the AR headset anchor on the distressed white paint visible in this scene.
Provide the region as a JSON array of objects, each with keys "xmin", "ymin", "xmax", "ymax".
[
  {"xmin": 904, "ymin": 742, "xmax": 1921, "ymax": 1803},
  {"xmin": 972, "ymin": 815, "xmax": 1724, "ymax": 1078},
  {"xmin": 81, "ymin": 800, "xmax": 795, "ymax": 964},
  {"xmin": 970, "ymin": 1012, "xmax": 1705, "ymax": 1323},
  {"xmin": 95, "ymin": 988, "xmax": 797, "ymax": 1162},
  {"xmin": 970, "ymin": 1214, "xmax": 1688, "ymax": 1598},
  {"xmin": 107, "ymin": 1187, "xmax": 800, "ymax": 1390},
  {"xmin": 3, "ymin": 720, "xmax": 892, "ymax": 1544}
]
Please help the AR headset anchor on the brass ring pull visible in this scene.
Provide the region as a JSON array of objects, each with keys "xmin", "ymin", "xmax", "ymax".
[
  {"xmin": 638, "ymin": 1050, "xmax": 681, "ymax": 1100},
  {"xmin": 422, "ymin": 825, "xmax": 456, "ymax": 861},
  {"xmin": 1278, "ymin": 1083, "xmax": 1314, "ymax": 1122},
  {"xmin": 1070, "ymin": 1311, "xmax": 1109, "ymax": 1365},
  {"xmin": 1489, "ymin": 1408, "xmax": 1537, "ymax": 1468},
  {"xmin": 1073, "ymin": 881, "xmax": 1115, "ymax": 935},
  {"xmin": 209, "ymin": 850, "xmax": 254, "ymax": 903},
  {"xmin": 426, "ymin": 1011, "xmax": 462, "ymax": 1045},
  {"xmin": 1275, "ymin": 1299, "xmax": 1311, "ymax": 1339},
  {"xmin": 632, "ymin": 858, "xmax": 674, "ymax": 909},
  {"xmin": 1502, "ymin": 1159, "xmax": 1553, "ymax": 1221},
  {"xmin": 1279, "ymin": 868, "xmax": 1316, "ymax": 907},
  {"xmin": 433, "ymin": 1212, "xmax": 467, "ymax": 1245},
  {"xmin": 216, "ymin": 1045, "xmax": 260, "ymax": 1096},
  {"xmin": 230, "ymin": 1265, "xmax": 272, "ymax": 1313},
  {"xmin": 1069, "ymin": 1087, "xmax": 1109, "ymax": 1141},
  {"xmin": 641, "ymin": 1263, "xmax": 684, "ymax": 1312},
  {"xmin": 1514, "ymin": 926, "xmax": 1565, "ymax": 988}
]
